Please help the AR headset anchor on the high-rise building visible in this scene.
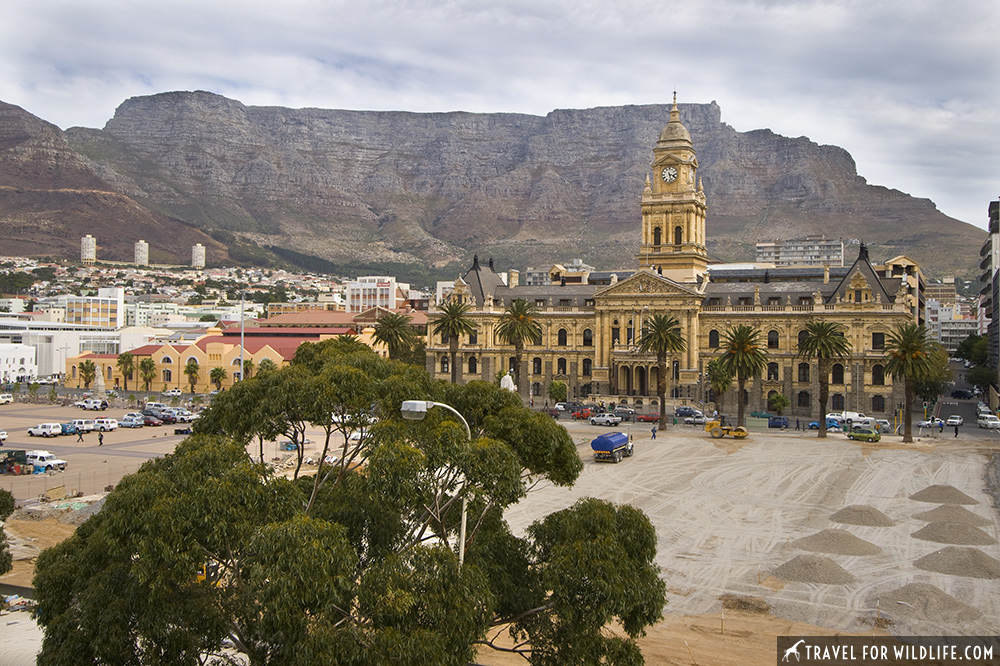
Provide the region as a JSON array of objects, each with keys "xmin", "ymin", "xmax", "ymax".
[
  {"xmin": 755, "ymin": 236, "xmax": 844, "ymax": 267},
  {"xmin": 134, "ymin": 240, "xmax": 149, "ymax": 266},
  {"xmin": 192, "ymin": 243, "xmax": 206, "ymax": 269},
  {"xmin": 81, "ymin": 235, "xmax": 97, "ymax": 265}
]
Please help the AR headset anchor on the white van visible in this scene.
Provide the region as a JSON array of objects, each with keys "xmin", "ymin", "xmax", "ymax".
[
  {"xmin": 145, "ymin": 401, "xmax": 168, "ymax": 411},
  {"xmin": 26, "ymin": 450, "xmax": 68, "ymax": 471},
  {"xmin": 82, "ymin": 398, "xmax": 108, "ymax": 410},
  {"xmin": 94, "ymin": 418, "xmax": 119, "ymax": 431},
  {"xmin": 28, "ymin": 423, "xmax": 63, "ymax": 437},
  {"xmin": 0, "ymin": 393, "xmax": 13, "ymax": 405},
  {"xmin": 71, "ymin": 418, "xmax": 96, "ymax": 432}
]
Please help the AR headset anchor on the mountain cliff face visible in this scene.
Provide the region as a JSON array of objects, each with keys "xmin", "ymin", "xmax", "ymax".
[{"xmin": 0, "ymin": 92, "xmax": 984, "ymax": 279}]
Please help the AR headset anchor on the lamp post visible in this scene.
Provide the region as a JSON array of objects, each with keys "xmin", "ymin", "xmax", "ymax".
[{"xmin": 401, "ymin": 399, "xmax": 471, "ymax": 566}]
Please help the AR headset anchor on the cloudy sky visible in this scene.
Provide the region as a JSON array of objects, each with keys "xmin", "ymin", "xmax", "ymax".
[{"xmin": 2, "ymin": 0, "xmax": 997, "ymax": 227}]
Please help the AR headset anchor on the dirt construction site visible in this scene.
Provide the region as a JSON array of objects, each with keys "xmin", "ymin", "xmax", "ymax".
[{"xmin": 3, "ymin": 405, "xmax": 1000, "ymax": 665}]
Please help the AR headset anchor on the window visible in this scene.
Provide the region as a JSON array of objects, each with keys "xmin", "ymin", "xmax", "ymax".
[
  {"xmin": 533, "ymin": 357, "xmax": 542, "ymax": 374},
  {"xmin": 768, "ymin": 297, "xmax": 781, "ymax": 306},
  {"xmin": 798, "ymin": 391, "xmax": 811, "ymax": 408},
  {"xmin": 832, "ymin": 363, "xmax": 844, "ymax": 385},
  {"xmin": 767, "ymin": 362, "xmax": 779, "ymax": 381},
  {"xmin": 798, "ymin": 329, "xmax": 809, "ymax": 347},
  {"xmin": 558, "ymin": 328, "xmax": 568, "ymax": 346},
  {"xmin": 162, "ymin": 369, "xmax": 172, "ymax": 383},
  {"xmin": 535, "ymin": 300, "xmax": 545, "ymax": 307},
  {"xmin": 672, "ymin": 361, "xmax": 680, "ymax": 380},
  {"xmin": 738, "ymin": 297, "xmax": 752, "ymax": 306},
  {"xmin": 872, "ymin": 395, "xmax": 885, "ymax": 412},
  {"xmin": 107, "ymin": 366, "xmax": 113, "ymax": 379},
  {"xmin": 441, "ymin": 331, "xmax": 449, "ymax": 344},
  {"xmin": 872, "ymin": 332, "xmax": 885, "ymax": 350},
  {"xmin": 798, "ymin": 363, "xmax": 810, "ymax": 383},
  {"xmin": 469, "ymin": 330, "xmax": 478, "ymax": 344},
  {"xmin": 440, "ymin": 356, "xmax": 449, "ymax": 374},
  {"xmin": 854, "ymin": 290, "xmax": 862, "ymax": 303},
  {"xmin": 612, "ymin": 327, "xmax": 620, "ymax": 345},
  {"xmin": 653, "ymin": 227, "xmax": 661, "ymax": 245},
  {"xmin": 583, "ymin": 329, "xmax": 593, "ymax": 346},
  {"xmin": 468, "ymin": 356, "xmax": 477, "ymax": 374},
  {"xmin": 709, "ymin": 330, "xmax": 720, "ymax": 348},
  {"xmin": 532, "ymin": 382, "xmax": 541, "ymax": 396},
  {"xmin": 674, "ymin": 226, "xmax": 682, "ymax": 245},
  {"xmin": 161, "ymin": 356, "xmax": 173, "ymax": 364},
  {"xmin": 872, "ymin": 364, "xmax": 884, "ymax": 385},
  {"xmin": 557, "ymin": 358, "xmax": 567, "ymax": 375},
  {"xmin": 582, "ymin": 358, "xmax": 592, "ymax": 376},
  {"xmin": 798, "ymin": 297, "xmax": 814, "ymax": 306},
  {"xmin": 832, "ymin": 393, "xmax": 845, "ymax": 410},
  {"xmin": 767, "ymin": 330, "xmax": 779, "ymax": 349}
]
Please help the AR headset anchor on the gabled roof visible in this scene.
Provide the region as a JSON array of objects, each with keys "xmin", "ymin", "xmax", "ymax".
[
  {"xmin": 462, "ymin": 255, "xmax": 508, "ymax": 307},
  {"xmin": 827, "ymin": 244, "xmax": 895, "ymax": 304}
]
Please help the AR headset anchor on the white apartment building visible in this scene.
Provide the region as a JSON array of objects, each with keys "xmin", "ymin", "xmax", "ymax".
[
  {"xmin": 755, "ymin": 236, "xmax": 844, "ymax": 267},
  {"xmin": 81, "ymin": 235, "xmax": 97, "ymax": 264},
  {"xmin": 135, "ymin": 240, "xmax": 149, "ymax": 266},
  {"xmin": 192, "ymin": 243, "xmax": 206, "ymax": 269},
  {"xmin": 346, "ymin": 276, "xmax": 409, "ymax": 312},
  {"xmin": 0, "ymin": 343, "xmax": 38, "ymax": 383}
]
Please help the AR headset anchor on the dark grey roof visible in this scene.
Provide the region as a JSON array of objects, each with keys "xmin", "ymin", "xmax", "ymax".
[
  {"xmin": 493, "ymin": 284, "xmax": 599, "ymax": 308},
  {"xmin": 462, "ymin": 255, "xmax": 509, "ymax": 307}
]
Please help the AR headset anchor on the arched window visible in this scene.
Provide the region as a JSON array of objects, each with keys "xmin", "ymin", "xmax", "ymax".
[
  {"xmin": 71, "ymin": 365, "xmax": 77, "ymax": 379},
  {"xmin": 798, "ymin": 330, "xmax": 809, "ymax": 347},
  {"xmin": 832, "ymin": 393, "xmax": 845, "ymax": 410},
  {"xmin": 872, "ymin": 364, "xmax": 885, "ymax": 385},
  {"xmin": 832, "ymin": 363, "xmax": 845, "ymax": 384},
  {"xmin": 557, "ymin": 328, "xmax": 568, "ymax": 346},
  {"xmin": 440, "ymin": 356, "xmax": 449, "ymax": 374},
  {"xmin": 582, "ymin": 358, "xmax": 592, "ymax": 376},
  {"xmin": 106, "ymin": 366, "xmax": 113, "ymax": 379},
  {"xmin": 582, "ymin": 329, "xmax": 593, "ymax": 346},
  {"xmin": 767, "ymin": 362, "xmax": 779, "ymax": 381},
  {"xmin": 468, "ymin": 356, "xmax": 477, "ymax": 374},
  {"xmin": 767, "ymin": 330, "xmax": 779, "ymax": 349},
  {"xmin": 161, "ymin": 356, "xmax": 173, "ymax": 364},
  {"xmin": 674, "ymin": 226, "xmax": 682, "ymax": 245},
  {"xmin": 672, "ymin": 360, "xmax": 680, "ymax": 380},
  {"xmin": 162, "ymin": 369, "xmax": 172, "ymax": 383},
  {"xmin": 709, "ymin": 330, "xmax": 720, "ymax": 348},
  {"xmin": 532, "ymin": 382, "xmax": 541, "ymax": 396},
  {"xmin": 508, "ymin": 358, "xmax": 516, "ymax": 373},
  {"xmin": 872, "ymin": 395, "xmax": 886, "ymax": 412},
  {"xmin": 557, "ymin": 358, "xmax": 567, "ymax": 375},
  {"xmin": 798, "ymin": 363, "xmax": 810, "ymax": 383},
  {"xmin": 653, "ymin": 227, "xmax": 662, "ymax": 245},
  {"xmin": 533, "ymin": 357, "xmax": 542, "ymax": 374},
  {"xmin": 798, "ymin": 391, "xmax": 811, "ymax": 408}
]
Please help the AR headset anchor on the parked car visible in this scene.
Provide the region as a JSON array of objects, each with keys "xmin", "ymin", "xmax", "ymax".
[
  {"xmin": 636, "ymin": 413, "xmax": 659, "ymax": 422},
  {"xmin": 81, "ymin": 398, "xmax": 109, "ymax": 411},
  {"xmin": 768, "ymin": 416, "xmax": 790, "ymax": 429},
  {"xmin": 951, "ymin": 389, "xmax": 974, "ymax": 399},
  {"xmin": 874, "ymin": 419, "xmax": 893, "ymax": 433},
  {"xmin": 71, "ymin": 418, "xmax": 96, "ymax": 432},
  {"xmin": 684, "ymin": 414, "xmax": 708, "ymax": 425},
  {"xmin": 572, "ymin": 407, "xmax": 592, "ymax": 419},
  {"xmin": 0, "ymin": 430, "xmax": 7, "ymax": 442},
  {"xmin": 614, "ymin": 408, "xmax": 636, "ymax": 421},
  {"xmin": 165, "ymin": 408, "xmax": 195, "ymax": 423},
  {"xmin": 675, "ymin": 406, "xmax": 700, "ymax": 418},
  {"xmin": 847, "ymin": 427, "xmax": 881, "ymax": 443},
  {"xmin": 26, "ymin": 450, "xmax": 68, "ymax": 471},
  {"xmin": 142, "ymin": 415, "xmax": 164, "ymax": 427},
  {"xmin": 142, "ymin": 409, "xmax": 177, "ymax": 424},
  {"xmin": 554, "ymin": 402, "xmax": 567, "ymax": 411},
  {"xmin": 120, "ymin": 415, "xmax": 145, "ymax": 428},
  {"xmin": 945, "ymin": 415, "xmax": 964, "ymax": 427},
  {"xmin": 590, "ymin": 413, "xmax": 622, "ymax": 426},
  {"xmin": 809, "ymin": 418, "xmax": 843, "ymax": 431},
  {"xmin": 750, "ymin": 411, "xmax": 775, "ymax": 419},
  {"xmin": 59, "ymin": 423, "xmax": 79, "ymax": 436},
  {"xmin": 28, "ymin": 423, "xmax": 63, "ymax": 437},
  {"xmin": 978, "ymin": 415, "xmax": 1000, "ymax": 429},
  {"xmin": 163, "ymin": 389, "xmax": 183, "ymax": 397},
  {"xmin": 916, "ymin": 417, "xmax": 945, "ymax": 428},
  {"xmin": 0, "ymin": 393, "xmax": 13, "ymax": 405},
  {"xmin": 94, "ymin": 418, "xmax": 119, "ymax": 431}
]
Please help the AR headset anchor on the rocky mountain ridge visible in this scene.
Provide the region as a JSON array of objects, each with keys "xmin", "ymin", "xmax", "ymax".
[{"xmin": 0, "ymin": 91, "xmax": 985, "ymax": 280}]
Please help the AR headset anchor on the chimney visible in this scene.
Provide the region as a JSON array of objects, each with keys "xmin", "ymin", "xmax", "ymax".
[{"xmin": 508, "ymin": 269, "xmax": 519, "ymax": 286}]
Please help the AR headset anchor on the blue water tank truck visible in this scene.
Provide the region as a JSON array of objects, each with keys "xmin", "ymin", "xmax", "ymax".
[{"xmin": 590, "ymin": 432, "xmax": 633, "ymax": 463}]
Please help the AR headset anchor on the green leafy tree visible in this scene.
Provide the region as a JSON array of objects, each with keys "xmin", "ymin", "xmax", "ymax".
[
  {"xmin": 48, "ymin": 386, "xmax": 58, "ymax": 403},
  {"xmin": 768, "ymin": 392, "xmax": 790, "ymax": 415},
  {"xmin": 956, "ymin": 334, "xmax": 988, "ymax": 366},
  {"xmin": 28, "ymin": 382, "xmax": 40, "ymax": 403},
  {"xmin": 495, "ymin": 298, "xmax": 542, "ymax": 401},
  {"xmin": 706, "ymin": 358, "xmax": 732, "ymax": 417},
  {"xmin": 547, "ymin": 380, "xmax": 567, "ymax": 404},
  {"xmin": 210, "ymin": 366, "xmax": 228, "ymax": 391},
  {"xmin": 41, "ymin": 346, "xmax": 665, "ymax": 665},
  {"xmin": 884, "ymin": 322, "xmax": 937, "ymax": 443},
  {"xmin": 797, "ymin": 321, "xmax": 852, "ymax": 438},
  {"xmin": 78, "ymin": 360, "xmax": 97, "ymax": 389},
  {"xmin": 967, "ymin": 364, "xmax": 997, "ymax": 397},
  {"xmin": 184, "ymin": 359, "xmax": 200, "ymax": 393},
  {"xmin": 0, "ymin": 488, "xmax": 13, "ymax": 576},
  {"xmin": 116, "ymin": 352, "xmax": 135, "ymax": 391},
  {"xmin": 915, "ymin": 346, "xmax": 953, "ymax": 403},
  {"xmin": 373, "ymin": 311, "xmax": 417, "ymax": 360},
  {"xmin": 139, "ymin": 357, "xmax": 157, "ymax": 392},
  {"xmin": 636, "ymin": 313, "xmax": 686, "ymax": 430},
  {"xmin": 717, "ymin": 325, "xmax": 768, "ymax": 427},
  {"xmin": 257, "ymin": 358, "xmax": 278, "ymax": 374},
  {"xmin": 432, "ymin": 301, "xmax": 476, "ymax": 385}
]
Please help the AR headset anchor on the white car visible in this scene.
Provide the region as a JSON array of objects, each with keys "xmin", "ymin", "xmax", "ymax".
[
  {"xmin": 978, "ymin": 415, "xmax": 1000, "ymax": 429},
  {"xmin": 28, "ymin": 423, "xmax": 63, "ymax": 437},
  {"xmin": 120, "ymin": 415, "xmax": 145, "ymax": 428},
  {"xmin": 0, "ymin": 393, "xmax": 13, "ymax": 405},
  {"xmin": 94, "ymin": 418, "xmax": 119, "ymax": 431},
  {"xmin": 916, "ymin": 417, "xmax": 944, "ymax": 428},
  {"xmin": 945, "ymin": 415, "xmax": 963, "ymax": 427},
  {"xmin": 0, "ymin": 430, "xmax": 7, "ymax": 442},
  {"xmin": 164, "ymin": 408, "xmax": 194, "ymax": 422},
  {"xmin": 163, "ymin": 389, "xmax": 183, "ymax": 398},
  {"xmin": 26, "ymin": 450, "xmax": 67, "ymax": 471},
  {"xmin": 590, "ymin": 413, "xmax": 622, "ymax": 426},
  {"xmin": 684, "ymin": 414, "xmax": 707, "ymax": 425}
]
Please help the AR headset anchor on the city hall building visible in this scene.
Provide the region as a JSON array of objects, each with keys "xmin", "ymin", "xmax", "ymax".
[{"xmin": 426, "ymin": 99, "xmax": 922, "ymax": 419}]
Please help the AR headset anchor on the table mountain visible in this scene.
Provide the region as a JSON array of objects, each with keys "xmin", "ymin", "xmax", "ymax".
[{"xmin": 1, "ymin": 91, "xmax": 984, "ymax": 279}]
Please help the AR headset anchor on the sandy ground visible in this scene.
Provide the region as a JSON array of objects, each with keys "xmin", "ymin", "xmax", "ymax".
[{"xmin": 4, "ymin": 406, "xmax": 1000, "ymax": 665}]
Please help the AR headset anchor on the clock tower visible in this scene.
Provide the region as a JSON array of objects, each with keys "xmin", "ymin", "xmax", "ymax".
[{"xmin": 637, "ymin": 95, "xmax": 708, "ymax": 282}]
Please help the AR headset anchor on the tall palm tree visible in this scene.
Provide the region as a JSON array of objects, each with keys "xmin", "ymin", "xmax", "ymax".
[
  {"xmin": 116, "ymin": 352, "xmax": 135, "ymax": 391},
  {"xmin": 139, "ymin": 357, "xmax": 157, "ymax": 392},
  {"xmin": 257, "ymin": 358, "xmax": 278, "ymax": 374},
  {"xmin": 495, "ymin": 298, "xmax": 542, "ymax": 400},
  {"xmin": 797, "ymin": 321, "xmax": 852, "ymax": 438},
  {"xmin": 717, "ymin": 325, "xmax": 768, "ymax": 427},
  {"xmin": 706, "ymin": 358, "xmax": 733, "ymax": 418},
  {"xmin": 184, "ymin": 359, "xmax": 200, "ymax": 393},
  {"xmin": 884, "ymin": 322, "xmax": 936, "ymax": 443},
  {"xmin": 79, "ymin": 360, "xmax": 97, "ymax": 389},
  {"xmin": 242, "ymin": 358, "xmax": 255, "ymax": 380},
  {"xmin": 210, "ymin": 366, "xmax": 228, "ymax": 391},
  {"xmin": 636, "ymin": 313, "xmax": 686, "ymax": 430},
  {"xmin": 432, "ymin": 301, "xmax": 476, "ymax": 384},
  {"xmin": 373, "ymin": 311, "xmax": 417, "ymax": 360}
]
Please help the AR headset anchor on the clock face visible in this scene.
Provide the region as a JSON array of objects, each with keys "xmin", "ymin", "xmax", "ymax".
[{"xmin": 661, "ymin": 167, "xmax": 678, "ymax": 183}]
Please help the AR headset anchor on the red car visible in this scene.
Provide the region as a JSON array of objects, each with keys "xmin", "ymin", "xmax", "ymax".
[
  {"xmin": 636, "ymin": 413, "xmax": 660, "ymax": 422},
  {"xmin": 142, "ymin": 415, "xmax": 163, "ymax": 426},
  {"xmin": 572, "ymin": 408, "xmax": 592, "ymax": 419}
]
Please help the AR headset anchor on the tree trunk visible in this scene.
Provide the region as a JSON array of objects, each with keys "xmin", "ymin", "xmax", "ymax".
[
  {"xmin": 514, "ymin": 343, "xmax": 526, "ymax": 402},
  {"xmin": 736, "ymin": 376, "xmax": 747, "ymax": 426},
  {"xmin": 817, "ymin": 359, "xmax": 830, "ymax": 439},
  {"xmin": 657, "ymin": 354, "xmax": 667, "ymax": 430},
  {"xmin": 449, "ymin": 337, "xmax": 459, "ymax": 384},
  {"xmin": 902, "ymin": 380, "xmax": 914, "ymax": 443}
]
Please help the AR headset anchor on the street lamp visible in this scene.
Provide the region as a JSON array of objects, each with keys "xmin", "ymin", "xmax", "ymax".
[{"xmin": 400, "ymin": 400, "xmax": 471, "ymax": 566}]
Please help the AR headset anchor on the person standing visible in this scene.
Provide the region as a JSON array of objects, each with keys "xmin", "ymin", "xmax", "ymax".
[
  {"xmin": 98, "ymin": 431, "xmax": 104, "ymax": 446},
  {"xmin": 651, "ymin": 426, "xmax": 657, "ymax": 440}
]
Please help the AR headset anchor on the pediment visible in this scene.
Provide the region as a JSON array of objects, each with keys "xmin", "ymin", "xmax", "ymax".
[{"xmin": 594, "ymin": 270, "xmax": 701, "ymax": 300}]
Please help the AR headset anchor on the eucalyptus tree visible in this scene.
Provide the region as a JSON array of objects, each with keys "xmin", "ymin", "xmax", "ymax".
[
  {"xmin": 717, "ymin": 325, "xmax": 768, "ymax": 427},
  {"xmin": 636, "ymin": 313, "xmax": 686, "ymax": 430},
  {"xmin": 797, "ymin": 320, "xmax": 852, "ymax": 438},
  {"xmin": 884, "ymin": 322, "xmax": 937, "ymax": 443},
  {"xmin": 495, "ymin": 298, "xmax": 542, "ymax": 400},
  {"xmin": 432, "ymin": 301, "xmax": 476, "ymax": 385}
]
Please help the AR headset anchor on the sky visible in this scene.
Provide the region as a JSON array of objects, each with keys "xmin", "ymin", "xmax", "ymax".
[{"xmin": 2, "ymin": 0, "xmax": 997, "ymax": 228}]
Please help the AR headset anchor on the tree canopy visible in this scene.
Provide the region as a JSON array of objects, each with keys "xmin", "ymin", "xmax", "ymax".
[
  {"xmin": 796, "ymin": 320, "xmax": 851, "ymax": 438},
  {"xmin": 34, "ymin": 343, "xmax": 665, "ymax": 665}
]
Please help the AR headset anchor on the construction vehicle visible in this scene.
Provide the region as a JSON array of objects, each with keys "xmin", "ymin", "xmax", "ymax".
[
  {"xmin": 590, "ymin": 432, "xmax": 633, "ymax": 463},
  {"xmin": 705, "ymin": 419, "xmax": 749, "ymax": 439}
]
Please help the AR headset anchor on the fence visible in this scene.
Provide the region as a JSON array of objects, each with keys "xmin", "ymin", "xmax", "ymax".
[{"xmin": 0, "ymin": 462, "xmax": 145, "ymax": 504}]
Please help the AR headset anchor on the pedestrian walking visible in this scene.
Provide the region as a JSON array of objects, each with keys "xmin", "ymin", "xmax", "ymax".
[
  {"xmin": 98, "ymin": 432, "xmax": 104, "ymax": 446},
  {"xmin": 795, "ymin": 418, "xmax": 800, "ymax": 430},
  {"xmin": 651, "ymin": 426, "xmax": 657, "ymax": 440},
  {"xmin": 954, "ymin": 425, "xmax": 959, "ymax": 438},
  {"xmin": 76, "ymin": 429, "xmax": 84, "ymax": 442}
]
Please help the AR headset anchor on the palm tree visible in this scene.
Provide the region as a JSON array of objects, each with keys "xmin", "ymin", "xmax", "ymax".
[
  {"xmin": 495, "ymin": 298, "xmax": 542, "ymax": 400},
  {"xmin": 210, "ymin": 366, "xmax": 228, "ymax": 391},
  {"xmin": 184, "ymin": 359, "xmax": 200, "ymax": 393},
  {"xmin": 431, "ymin": 301, "xmax": 476, "ymax": 384},
  {"xmin": 797, "ymin": 321, "xmax": 852, "ymax": 438},
  {"xmin": 706, "ymin": 358, "xmax": 733, "ymax": 418},
  {"xmin": 116, "ymin": 352, "xmax": 135, "ymax": 391},
  {"xmin": 884, "ymin": 322, "xmax": 936, "ymax": 443},
  {"xmin": 636, "ymin": 313, "xmax": 686, "ymax": 430},
  {"xmin": 79, "ymin": 360, "xmax": 97, "ymax": 389},
  {"xmin": 139, "ymin": 357, "xmax": 157, "ymax": 392},
  {"xmin": 717, "ymin": 325, "xmax": 768, "ymax": 427},
  {"xmin": 373, "ymin": 311, "xmax": 417, "ymax": 360},
  {"xmin": 257, "ymin": 358, "xmax": 278, "ymax": 374},
  {"xmin": 242, "ymin": 358, "xmax": 255, "ymax": 380}
]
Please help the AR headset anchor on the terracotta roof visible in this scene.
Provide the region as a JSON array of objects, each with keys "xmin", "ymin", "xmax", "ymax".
[{"xmin": 259, "ymin": 310, "xmax": 358, "ymax": 327}]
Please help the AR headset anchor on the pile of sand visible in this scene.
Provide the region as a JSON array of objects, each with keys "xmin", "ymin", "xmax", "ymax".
[
  {"xmin": 911, "ymin": 522, "xmax": 997, "ymax": 546},
  {"xmin": 909, "ymin": 485, "xmax": 978, "ymax": 505},
  {"xmin": 914, "ymin": 504, "xmax": 991, "ymax": 526},
  {"xmin": 876, "ymin": 583, "xmax": 982, "ymax": 623},
  {"xmin": 773, "ymin": 554, "xmax": 856, "ymax": 584},
  {"xmin": 829, "ymin": 505, "xmax": 895, "ymax": 526},
  {"xmin": 718, "ymin": 593, "xmax": 770, "ymax": 614},
  {"xmin": 792, "ymin": 528, "xmax": 882, "ymax": 556},
  {"xmin": 914, "ymin": 547, "xmax": 1000, "ymax": 579}
]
